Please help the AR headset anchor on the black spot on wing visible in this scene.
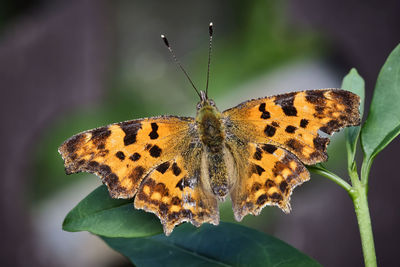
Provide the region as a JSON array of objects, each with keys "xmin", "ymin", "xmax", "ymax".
[
  {"xmin": 258, "ymin": 103, "xmax": 271, "ymax": 119},
  {"xmin": 282, "ymin": 106, "xmax": 297, "ymax": 116},
  {"xmin": 176, "ymin": 178, "xmax": 184, "ymax": 191},
  {"xmin": 119, "ymin": 121, "xmax": 142, "ymax": 146},
  {"xmin": 271, "ymin": 121, "xmax": 280, "ymax": 127},
  {"xmin": 285, "ymin": 125, "xmax": 297, "ymax": 133},
  {"xmin": 270, "ymin": 192, "xmax": 283, "ymax": 201},
  {"xmin": 172, "ymin": 162, "xmax": 181, "ymax": 176},
  {"xmin": 280, "ymin": 181, "xmax": 288, "ymax": 192},
  {"xmin": 251, "ymin": 164, "xmax": 265, "ymax": 176},
  {"xmin": 262, "ymin": 144, "xmax": 277, "ymax": 154},
  {"xmin": 149, "ymin": 145, "xmax": 162, "ymax": 158},
  {"xmin": 264, "ymin": 125, "xmax": 276, "ymax": 137},
  {"xmin": 253, "ymin": 147, "xmax": 263, "ymax": 160},
  {"xmin": 256, "ymin": 194, "xmax": 268, "ymax": 205},
  {"xmin": 261, "ymin": 111, "xmax": 271, "ymax": 119},
  {"xmin": 115, "ymin": 151, "xmax": 125, "ymax": 161},
  {"xmin": 130, "ymin": 152, "xmax": 141, "ymax": 161},
  {"xmin": 149, "ymin": 122, "xmax": 159, "ymax": 139},
  {"xmin": 300, "ymin": 119, "xmax": 309, "ymax": 128},
  {"xmin": 274, "ymin": 92, "xmax": 297, "ymax": 116},
  {"xmin": 156, "ymin": 161, "xmax": 170, "ymax": 174}
]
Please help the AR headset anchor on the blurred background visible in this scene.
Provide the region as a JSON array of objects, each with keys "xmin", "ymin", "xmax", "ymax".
[{"xmin": 1, "ymin": 0, "xmax": 399, "ymax": 266}]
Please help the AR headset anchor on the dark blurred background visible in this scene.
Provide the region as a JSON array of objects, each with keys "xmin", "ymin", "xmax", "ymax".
[{"xmin": 1, "ymin": 0, "xmax": 399, "ymax": 266}]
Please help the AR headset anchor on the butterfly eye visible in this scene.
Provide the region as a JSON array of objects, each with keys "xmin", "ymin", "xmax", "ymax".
[
  {"xmin": 196, "ymin": 103, "xmax": 202, "ymax": 109},
  {"xmin": 209, "ymin": 100, "xmax": 216, "ymax": 107}
]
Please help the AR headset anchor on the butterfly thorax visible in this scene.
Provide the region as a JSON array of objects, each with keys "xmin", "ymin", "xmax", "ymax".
[
  {"xmin": 197, "ymin": 105, "xmax": 224, "ymax": 152},
  {"xmin": 196, "ymin": 99, "xmax": 231, "ymax": 199}
]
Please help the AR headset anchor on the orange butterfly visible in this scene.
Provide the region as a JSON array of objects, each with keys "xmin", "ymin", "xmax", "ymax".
[{"xmin": 59, "ymin": 23, "xmax": 360, "ymax": 235}]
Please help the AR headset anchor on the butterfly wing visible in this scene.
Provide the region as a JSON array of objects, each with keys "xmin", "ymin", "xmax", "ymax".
[
  {"xmin": 223, "ymin": 89, "xmax": 360, "ymax": 219},
  {"xmin": 229, "ymin": 142, "xmax": 309, "ymax": 221},
  {"xmin": 59, "ymin": 116, "xmax": 219, "ymax": 234},
  {"xmin": 223, "ymin": 89, "xmax": 360, "ymax": 164},
  {"xmin": 134, "ymin": 154, "xmax": 219, "ymax": 235}
]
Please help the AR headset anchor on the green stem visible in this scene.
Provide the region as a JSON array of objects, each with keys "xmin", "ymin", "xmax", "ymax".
[
  {"xmin": 308, "ymin": 165, "xmax": 352, "ymax": 192},
  {"xmin": 348, "ymin": 181, "xmax": 377, "ymax": 267},
  {"xmin": 310, "ymin": 164, "xmax": 377, "ymax": 266},
  {"xmin": 361, "ymin": 157, "xmax": 374, "ymax": 185}
]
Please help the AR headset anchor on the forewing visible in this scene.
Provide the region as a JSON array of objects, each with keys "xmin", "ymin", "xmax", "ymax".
[
  {"xmin": 230, "ymin": 142, "xmax": 309, "ymax": 221},
  {"xmin": 58, "ymin": 116, "xmax": 194, "ymax": 199},
  {"xmin": 223, "ymin": 89, "xmax": 360, "ymax": 164}
]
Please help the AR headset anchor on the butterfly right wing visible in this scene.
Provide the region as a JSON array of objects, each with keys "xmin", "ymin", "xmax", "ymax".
[
  {"xmin": 223, "ymin": 89, "xmax": 360, "ymax": 220},
  {"xmin": 223, "ymin": 89, "xmax": 360, "ymax": 164},
  {"xmin": 229, "ymin": 142, "xmax": 309, "ymax": 221}
]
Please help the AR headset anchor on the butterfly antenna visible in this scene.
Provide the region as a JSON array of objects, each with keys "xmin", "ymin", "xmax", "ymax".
[
  {"xmin": 161, "ymin": 34, "xmax": 201, "ymax": 99},
  {"xmin": 205, "ymin": 22, "xmax": 213, "ymax": 97}
]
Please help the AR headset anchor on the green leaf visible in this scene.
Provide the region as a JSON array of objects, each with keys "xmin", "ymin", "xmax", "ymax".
[
  {"xmin": 341, "ymin": 68, "xmax": 365, "ymax": 171},
  {"xmin": 63, "ymin": 185, "xmax": 163, "ymax": 237},
  {"xmin": 102, "ymin": 222, "xmax": 321, "ymax": 267},
  {"xmin": 361, "ymin": 43, "xmax": 400, "ymax": 162}
]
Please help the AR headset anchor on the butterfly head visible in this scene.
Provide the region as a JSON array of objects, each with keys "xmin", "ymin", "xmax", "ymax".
[{"xmin": 196, "ymin": 90, "xmax": 217, "ymax": 111}]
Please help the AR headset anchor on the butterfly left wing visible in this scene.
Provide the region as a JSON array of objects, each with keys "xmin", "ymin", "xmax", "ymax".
[
  {"xmin": 134, "ymin": 154, "xmax": 219, "ymax": 235},
  {"xmin": 59, "ymin": 116, "xmax": 220, "ymax": 235}
]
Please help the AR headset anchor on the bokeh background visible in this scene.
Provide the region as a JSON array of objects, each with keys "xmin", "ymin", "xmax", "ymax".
[{"xmin": 1, "ymin": 0, "xmax": 399, "ymax": 266}]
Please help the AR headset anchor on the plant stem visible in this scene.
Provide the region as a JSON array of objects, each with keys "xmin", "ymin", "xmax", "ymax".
[
  {"xmin": 308, "ymin": 165, "xmax": 352, "ymax": 192},
  {"xmin": 361, "ymin": 157, "xmax": 374, "ymax": 185},
  {"xmin": 349, "ymin": 181, "xmax": 377, "ymax": 267},
  {"xmin": 310, "ymin": 164, "xmax": 377, "ymax": 266}
]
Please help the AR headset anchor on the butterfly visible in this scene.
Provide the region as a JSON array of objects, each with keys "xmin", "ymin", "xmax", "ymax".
[{"xmin": 59, "ymin": 23, "xmax": 360, "ymax": 235}]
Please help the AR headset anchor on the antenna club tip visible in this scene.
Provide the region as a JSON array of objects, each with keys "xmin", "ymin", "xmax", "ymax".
[
  {"xmin": 209, "ymin": 22, "xmax": 213, "ymax": 26},
  {"xmin": 161, "ymin": 34, "xmax": 170, "ymax": 47}
]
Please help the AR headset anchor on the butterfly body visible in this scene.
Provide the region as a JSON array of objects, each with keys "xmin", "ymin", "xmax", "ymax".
[{"xmin": 196, "ymin": 93, "xmax": 233, "ymax": 200}]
